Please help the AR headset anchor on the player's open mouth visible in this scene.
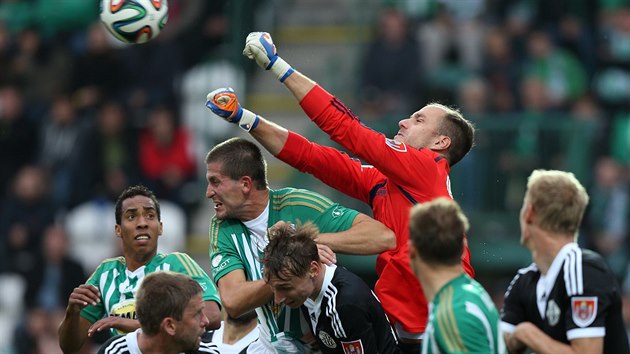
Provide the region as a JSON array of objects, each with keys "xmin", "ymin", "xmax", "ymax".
[
  {"xmin": 135, "ymin": 234, "xmax": 150, "ymax": 240},
  {"xmin": 214, "ymin": 202, "xmax": 223, "ymax": 210}
]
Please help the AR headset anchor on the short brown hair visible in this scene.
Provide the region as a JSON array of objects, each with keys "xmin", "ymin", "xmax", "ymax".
[
  {"xmin": 262, "ymin": 222, "xmax": 319, "ymax": 282},
  {"xmin": 408, "ymin": 197, "xmax": 468, "ymax": 266},
  {"xmin": 136, "ymin": 271, "xmax": 202, "ymax": 336},
  {"xmin": 428, "ymin": 103, "xmax": 475, "ymax": 166},
  {"xmin": 205, "ymin": 137, "xmax": 268, "ymax": 190}
]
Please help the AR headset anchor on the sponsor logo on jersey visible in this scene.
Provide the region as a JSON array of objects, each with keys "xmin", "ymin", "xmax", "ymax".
[
  {"xmin": 385, "ymin": 138, "xmax": 407, "ymax": 152},
  {"xmin": 110, "ymin": 299, "xmax": 136, "ymax": 334},
  {"xmin": 318, "ymin": 330, "xmax": 337, "ymax": 348},
  {"xmin": 341, "ymin": 339, "xmax": 363, "ymax": 354},
  {"xmin": 572, "ymin": 297, "xmax": 597, "ymax": 327},
  {"xmin": 546, "ymin": 299, "xmax": 560, "ymax": 326}
]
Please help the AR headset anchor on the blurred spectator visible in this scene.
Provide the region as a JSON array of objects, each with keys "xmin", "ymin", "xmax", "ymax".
[
  {"xmin": 524, "ymin": 29, "xmax": 587, "ymax": 109},
  {"xmin": 481, "ymin": 27, "xmax": 521, "ymax": 112},
  {"xmin": 358, "ymin": 7, "xmax": 421, "ymax": 119},
  {"xmin": 71, "ymin": 100, "xmax": 140, "ymax": 207},
  {"xmin": 416, "ymin": 0, "xmax": 485, "ymax": 102},
  {"xmin": 138, "ymin": 105, "xmax": 196, "ymax": 211},
  {"xmin": 13, "ymin": 224, "xmax": 86, "ymax": 354},
  {"xmin": 0, "ymin": 84, "xmax": 39, "ymax": 200},
  {"xmin": 70, "ymin": 23, "xmax": 125, "ymax": 113},
  {"xmin": 594, "ymin": 7, "xmax": 630, "ymax": 112},
  {"xmin": 0, "ymin": 165, "xmax": 55, "ymax": 276},
  {"xmin": 120, "ymin": 40, "xmax": 182, "ymax": 127},
  {"xmin": 37, "ymin": 93, "xmax": 85, "ymax": 210},
  {"xmin": 0, "ymin": 21, "xmax": 14, "ymax": 85},
  {"xmin": 583, "ymin": 156, "xmax": 629, "ymax": 281},
  {"xmin": 9, "ymin": 27, "xmax": 72, "ymax": 117}
]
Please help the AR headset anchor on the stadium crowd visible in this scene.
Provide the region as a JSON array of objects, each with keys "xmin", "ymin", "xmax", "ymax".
[{"xmin": 0, "ymin": 0, "xmax": 629, "ymax": 352}]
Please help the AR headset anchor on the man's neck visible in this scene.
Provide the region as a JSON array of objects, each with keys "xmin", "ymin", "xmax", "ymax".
[
  {"xmin": 309, "ymin": 263, "xmax": 327, "ymax": 301},
  {"xmin": 223, "ymin": 320, "xmax": 258, "ymax": 344},
  {"xmin": 417, "ymin": 264, "xmax": 463, "ymax": 302},
  {"xmin": 239, "ymin": 189, "xmax": 270, "ymax": 221},
  {"xmin": 125, "ymin": 251, "xmax": 156, "ymax": 272},
  {"xmin": 531, "ymin": 230, "xmax": 574, "ymax": 275},
  {"xmin": 137, "ymin": 332, "xmax": 180, "ymax": 354}
]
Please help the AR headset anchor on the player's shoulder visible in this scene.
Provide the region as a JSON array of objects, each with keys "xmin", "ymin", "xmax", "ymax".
[
  {"xmin": 196, "ymin": 332, "xmax": 221, "ymax": 354},
  {"xmin": 270, "ymin": 187, "xmax": 335, "ymax": 211},
  {"xmin": 504, "ymin": 263, "xmax": 538, "ymax": 296},
  {"xmin": 94, "ymin": 256, "xmax": 126, "ymax": 272},
  {"xmin": 210, "ymin": 215, "xmax": 245, "ymax": 231},
  {"xmin": 97, "ymin": 334, "xmax": 128, "ymax": 354},
  {"xmin": 161, "ymin": 251, "xmax": 201, "ymax": 266},
  {"xmin": 328, "ymin": 266, "xmax": 373, "ymax": 304}
]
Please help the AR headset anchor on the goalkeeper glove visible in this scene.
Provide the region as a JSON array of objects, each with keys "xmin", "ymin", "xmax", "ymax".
[
  {"xmin": 205, "ymin": 88, "xmax": 259, "ymax": 132},
  {"xmin": 243, "ymin": 32, "xmax": 294, "ymax": 82}
]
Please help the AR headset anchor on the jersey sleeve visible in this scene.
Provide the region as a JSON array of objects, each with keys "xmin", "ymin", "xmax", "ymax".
[
  {"xmin": 165, "ymin": 252, "xmax": 221, "ymax": 305},
  {"xmin": 277, "ymin": 131, "xmax": 381, "ymax": 204},
  {"xmin": 208, "ymin": 218, "xmax": 246, "ymax": 284},
  {"xmin": 80, "ymin": 262, "xmax": 108, "ymax": 323},
  {"xmin": 299, "ymin": 85, "xmax": 443, "ymax": 190},
  {"xmin": 96, "ymin": 334, "xmax": 125, "ymax": 354},
  {"xmin": 335, "ymin": 304, "xmax": 380, "ymax": 354},
  {"xmin": 310, "ymin": 202, "xmax": 359, "ymax": 234},
  {"xmin": 564, "ymin": 262, "xmax": 611, "ymax": 340},
  {"xmin": 500, "ymin": 270, "xmax": 528, "ymax": 333}
]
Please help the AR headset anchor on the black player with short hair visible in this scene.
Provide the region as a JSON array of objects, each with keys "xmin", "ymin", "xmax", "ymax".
[
  {"xmin": 501, "ymin": 170, "xmax": 629, "ymax": 354},
  {"xmin": 262, "ymin": 222, "xmax": 401, "ymax": 354}
]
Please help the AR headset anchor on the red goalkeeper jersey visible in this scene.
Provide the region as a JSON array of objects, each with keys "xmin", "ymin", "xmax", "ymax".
[{"xmin": 276, "ymin": 85, "xmax": 474, "ymax": 334}]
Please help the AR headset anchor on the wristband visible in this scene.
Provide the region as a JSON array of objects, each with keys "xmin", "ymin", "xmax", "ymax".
[
  {"xmin": 238, "ymin": 109, "xmax": 260, "ymax": 132},
  {"xmin": 271, "ymin": 57, "xmax": 294, "ymax": 82}
]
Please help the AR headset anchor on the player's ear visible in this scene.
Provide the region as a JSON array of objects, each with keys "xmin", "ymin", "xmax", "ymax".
[
  {"xmin": 434, "ymin": 134, "xmax": 451, "ymax": 151},
  {"xmin": 240, "ymin": 176, "xmax": 254, "ymax": 193},
  {"xmin": 158, "ymin": 221, "xmax": 163, "ymax": 236},
  {"xmin": 115, "ymin": 224, "xmax": 122, "ymax": 238},
  {"xmin": 162, "ymin": 317, "xmax": 177, "ymax": 336},
  {"xmin": 309, "ymin": 261, "xmax": 319, "ymax": 278},
  {"xmin": 408, "ymin": 240, "xmax": 417, "ymax": 260},
  {"xmin": 524, "ymin": 203, "xmax": 535, "ymax": 225}
]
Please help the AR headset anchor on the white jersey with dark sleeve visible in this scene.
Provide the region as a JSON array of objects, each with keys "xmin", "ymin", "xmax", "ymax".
[
  {"xmin": 301, "ymin": 264, "xmax": 400, "ymax": 354},
  {"xmin": 500, "ymin": 243, "xmax": 629, "ymax": 353},
  {"xmin": 97, "ymin": 329, "xmax": 221, "ymax": 354}
]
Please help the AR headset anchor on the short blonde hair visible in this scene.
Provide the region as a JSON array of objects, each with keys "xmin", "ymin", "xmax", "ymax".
[{"xmin": 525, "ymin": 170, "xmax": 589, "ymax": 237}]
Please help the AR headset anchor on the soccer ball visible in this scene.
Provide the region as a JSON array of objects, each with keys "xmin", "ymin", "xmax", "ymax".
[{"xmin": 100, "ymin": 0, "xmax": 168, "ymax": 44}]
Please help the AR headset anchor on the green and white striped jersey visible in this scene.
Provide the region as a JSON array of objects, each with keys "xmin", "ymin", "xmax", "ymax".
[
  {"xmin": 81, "ymin": 252, "xmax": 220, "ymax": 335},
  {"xmin": 423, "ymin": 274, "xmax": 506, "ymax": 354},
  {"xmin": 209, "ymin": 188, "xmax": 359, "ymax": 353}
]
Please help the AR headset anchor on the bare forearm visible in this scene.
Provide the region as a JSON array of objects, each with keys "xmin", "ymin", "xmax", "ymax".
[
  {"xmin": 220, "ymin": 279, "xmax": 273, "ymax": 318},
  {"xmin": 316, "ymin": 216, "xmax": 395, "ymax": 255},
  {"xmin": 58, "ymin": 310, "xmax": 87, "ymax": 354},
  {"xmin": 511, "ymin": 322, "xmax": 600, "ymax": 354},
  {"xmin": 283, "ymin": 71, "xmax": 316, "ymax": 102},
  {"xmin": 249, "ymin": 118, "xmax": 289, "ymax": 156}
]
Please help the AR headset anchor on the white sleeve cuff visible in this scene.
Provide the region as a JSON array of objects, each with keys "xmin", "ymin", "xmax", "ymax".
[{"xmin": 567, "ymin": 327, "xmax": 605, "ymax": 340}]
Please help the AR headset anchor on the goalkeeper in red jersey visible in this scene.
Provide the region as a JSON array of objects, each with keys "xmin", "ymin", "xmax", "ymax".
[{"xmin": 206, "ymin": 31, "xmax": 476, "ymax": 353}]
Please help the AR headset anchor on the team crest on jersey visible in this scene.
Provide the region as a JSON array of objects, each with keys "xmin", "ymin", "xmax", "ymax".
[
  {"xmin": 384, "ymin": 138, "xmax": 407, "ymax": 152},
  {"xmin": 318, "ymin": 330, "xmax": 337, "ymax": 348},
  {"xmin": 341, "ymin": 339, "xmax": 363, "ymax": 354},
  {"xmin": 331, "ymin": 206, "xmax": 345, "ymax": 218},
  {"xmin": 571, "ymin": 297, "xmax": 597, "ymax": 327},
  {"xmin": 546, "ymin": 299, "xmax": 560, "ymax": 326}
]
